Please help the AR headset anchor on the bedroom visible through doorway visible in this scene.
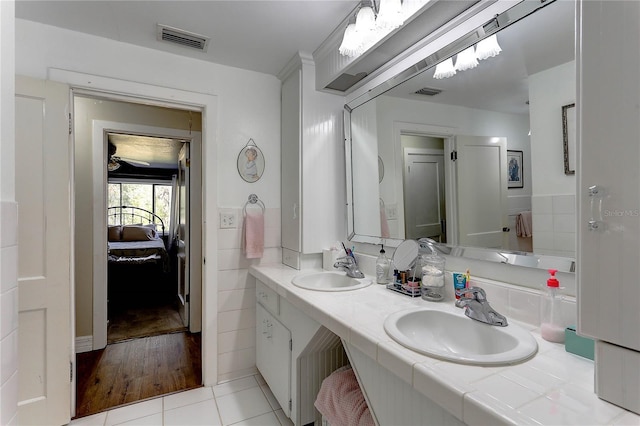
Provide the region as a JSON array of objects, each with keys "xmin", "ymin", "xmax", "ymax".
[{"xmin": 72, "ymin": 95, "xmax": 203, "ymax": 418}]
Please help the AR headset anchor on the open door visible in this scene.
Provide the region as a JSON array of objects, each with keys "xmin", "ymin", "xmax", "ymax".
[
  {"xmin": 177, "ymin": 143, "xmax": 190, "ymax": 327},
  {"xmin": 15, "ymin": 76, "xmax": 73, "ymax": 424},
  {"xmin": 455, "ymin": 135, "xmax": 509, "ymax": 249},
  {"xmin": 403, "ymin": 148, "xmax": 446, "ymax": 241}
]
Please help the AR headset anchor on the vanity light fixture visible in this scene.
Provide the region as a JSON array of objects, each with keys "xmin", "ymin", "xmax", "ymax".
[
  {"xmin": 454, "ymin": 46, "xmax": 479, "ymax": 71},
  {"xmin": 434, "ymin": 34, "xmax": 502, "ymax": 79},
  {"xmin": 376, "ymin": 0, "xmax": 404, "ymax": 31},
  {"xmin": 475, "ymin": 34, "xmax": 502, "ymax": 60},
  {"xmin": 339, "ymin": 0, "xmax": 431, "ymax": 58},
  {"xmin": 433, "ymin": 58, "xmax": 456, "ymax": 79}
]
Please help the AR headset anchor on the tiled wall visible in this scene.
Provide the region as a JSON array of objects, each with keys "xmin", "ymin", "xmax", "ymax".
[
  {"xmin": 532, "ymin": 194, "xmax": 576, "ymax": 258},
  {"xmin": 217, "ymin": 207, "xmax": 281, "ymax": 382},
  {"xmin": 0, "ymin": 202, "xmax": 18, "ymax": 426}
]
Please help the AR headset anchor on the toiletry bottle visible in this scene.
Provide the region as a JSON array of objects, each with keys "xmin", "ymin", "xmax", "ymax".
[
  {"xmin": 375, "ymin": 245, "xmax": 390, "ymax": 284},
  {"xmin": 541, "ymin": 269, "xmax": 565, "ymax": 343}
]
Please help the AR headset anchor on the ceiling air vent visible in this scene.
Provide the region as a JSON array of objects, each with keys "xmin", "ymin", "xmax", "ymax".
[
  {"xmin": 157, "ymin": 24, "xmax": 210, "ymax": 52},
  {"xmin": 415, "ymin": 87, "xmax": 442, "ymax": 96}
]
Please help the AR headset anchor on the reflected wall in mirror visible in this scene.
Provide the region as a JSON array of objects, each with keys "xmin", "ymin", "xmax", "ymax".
[{"xmin": 346, "ymin": 0, "xmax": 576, "ymax": 271}]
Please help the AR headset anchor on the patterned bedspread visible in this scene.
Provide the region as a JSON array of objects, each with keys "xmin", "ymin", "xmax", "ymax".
[{"xmin": 108, "ymin": 239, "xmax": 169, "ymax": 271}]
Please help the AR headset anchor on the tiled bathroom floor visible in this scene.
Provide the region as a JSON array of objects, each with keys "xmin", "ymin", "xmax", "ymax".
[{"xmin": 69, "ymin": 374, "xmax": 293, "ymax": 426}]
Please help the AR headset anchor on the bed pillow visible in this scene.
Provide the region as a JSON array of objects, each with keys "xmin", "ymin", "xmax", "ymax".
[
  {"xmin": 143, "ymin": 223, "xmax": 159, "ymax": 239},
  {"xmin": 108, "ymin": 225, "xmax": 122, "ymax": 241},
  {"xmin": 121, "ymin": 225, "xmax": 156, "ymax": 241}
]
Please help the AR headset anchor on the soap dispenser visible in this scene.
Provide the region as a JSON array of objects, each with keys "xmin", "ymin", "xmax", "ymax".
[
  {"xmin": 375, "ymin": 245, "xmax": 390, "ymax": 284},
  {"xmin": 541, "ymin": 269, "xmax": 565, "ymax": 343}
]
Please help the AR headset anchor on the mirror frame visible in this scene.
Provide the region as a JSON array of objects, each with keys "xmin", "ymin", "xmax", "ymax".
[{"xmin": 343, "ymin": 0, "xmax": 576, "ymax": 273}]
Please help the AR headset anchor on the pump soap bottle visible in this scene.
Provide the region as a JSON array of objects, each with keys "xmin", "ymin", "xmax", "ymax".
[
  {"xmin": 375, "ymin": 245, "xmax": 390, "ymax": 284},
  {"xmin": 541, "ymin": 269, "xmax": 565, "ymax": 343}
]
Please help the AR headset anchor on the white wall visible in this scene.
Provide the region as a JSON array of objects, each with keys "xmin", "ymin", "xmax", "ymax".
[
  {"xmin": 529, "ymin": 61, "xmax": 576, "ymax": 257},
  {"xmin": 16, "ymin": 18, "xmax": 282, "ymax": 383}
]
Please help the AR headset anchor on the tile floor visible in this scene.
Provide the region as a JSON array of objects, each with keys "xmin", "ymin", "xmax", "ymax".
[{"xmin": 69, "ymin": 374, "xmax": 294, "ymax": 426}]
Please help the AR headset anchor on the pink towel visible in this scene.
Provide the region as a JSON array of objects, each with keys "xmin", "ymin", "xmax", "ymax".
[
  {"xmin": 314, "ymin": 367, "xmax": 374, "ymax": 426},
  {"xmin": 516, "ymin": 211, "xmax": 533, "ymax": 237},
  {"xmin": 243, "ymin": 209, "xmax": 264, "ymax": 259},
  {"xmin": 380, "ymin": 205, "xmax": 390, "ymax": 239}
]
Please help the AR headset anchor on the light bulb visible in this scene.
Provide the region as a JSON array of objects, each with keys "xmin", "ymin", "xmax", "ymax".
[
  {"xmin": 377, "ymin": 0, "xmax": 404, "ymax": 30},
  {"xmin": 433, "ymin": 58, "xmax": 456, "ymax": 79},
  {"xmin": 476, "ymin": 34, "xmax": 502, "ymax": 60},
  {"xmin": 454, "ymin": 46, "xmax": 478, "ymax": 71}
]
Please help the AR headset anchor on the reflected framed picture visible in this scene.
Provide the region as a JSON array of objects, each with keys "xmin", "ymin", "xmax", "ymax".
[
  {"xmin": 237, "ymin": 139, "xmax": 265, "ymax": 183},
  {"xmin": 562, "ymin": 103, "xmax": 576, "ymax": 175},
  {"xmin": 507, "ymin": 150, "xmax": 524, "ymax": 189}
]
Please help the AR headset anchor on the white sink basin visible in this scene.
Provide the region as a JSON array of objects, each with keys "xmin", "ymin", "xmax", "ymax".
[
  {"xmin": 292, "ymin": 271, "xmax": 372, "ymax": 292},
  {"xmin": 384, "ymin": 308, "xmax": 537, "ymax": 365}
]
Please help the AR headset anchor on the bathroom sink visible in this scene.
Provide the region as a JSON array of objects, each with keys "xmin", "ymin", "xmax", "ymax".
[
  {"xmin": 292, "ymin": 271, "xmax": 372, "ymax": 292},
  {"xmin": 384, "ymin": 308, "xmax": 537, "ymax": 365}
]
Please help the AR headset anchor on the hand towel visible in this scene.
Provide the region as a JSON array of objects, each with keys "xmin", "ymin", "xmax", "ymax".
[
  {"xmin": 314, "ymin": 367, "xmax": 375, "ymax": 426},
  {"xmin": 380, "ymin": 205, "xmax": 390, "ymax": 239},
  {"xmin": 516, "ymin": 210, "xmax": 533, "ymax": 237},
  {"xmin": 243, "ymin": 209, "xmax": 264, "ymax": 259}
]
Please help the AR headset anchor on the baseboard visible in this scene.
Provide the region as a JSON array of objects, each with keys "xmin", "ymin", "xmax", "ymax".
[{"xmin": 75, "ymin": 335, "xmax": 93, "ymax": 353}]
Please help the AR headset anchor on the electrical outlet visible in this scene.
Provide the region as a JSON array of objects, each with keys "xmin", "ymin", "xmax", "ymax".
[
  {"xmin": 220, "ymin": 211, "xmax": 237, "ymax": 229},
  {"xmin": 386, "ymin": 204, "xmax": 398, "ymax": 220}
]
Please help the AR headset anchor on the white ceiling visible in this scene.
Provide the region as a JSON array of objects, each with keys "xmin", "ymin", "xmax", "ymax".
[{"xmin": 15, "ymin": 0, "xmax": 359, "ymax": 76}]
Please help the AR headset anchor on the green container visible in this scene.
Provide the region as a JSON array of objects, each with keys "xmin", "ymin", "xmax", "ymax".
[{"xmin": 565, "ymin": 326, "xmax": 595, "ymax": 360}]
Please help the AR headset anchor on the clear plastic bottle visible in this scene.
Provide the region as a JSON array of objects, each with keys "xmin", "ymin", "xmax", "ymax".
[
  {"xmin": 541, "ymin": 269, "xmax": 565, "ymax": 343},
  {"xmin": 375, "ymin": 245, "xmax": 390, "ymax": 284},
  {"xmin": 420, "ymin": 253, "xmax": 445, "ymax": 301}
]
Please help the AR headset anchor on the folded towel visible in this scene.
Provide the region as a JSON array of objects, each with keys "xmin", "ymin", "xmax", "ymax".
[
  {"xmin": 380, "ymin": 205, "xmax": 390, "ymax": 239},
  {"xmin": 243, "ymin": 209, "xmax": 264, "ymax": 259},
  {"xmin": 516, "ymin": 211, "xmax": 533, "ymax": 237},
  {"xmin": 315, "ymin": 367, "xmax": 374, "ymax": 426}
]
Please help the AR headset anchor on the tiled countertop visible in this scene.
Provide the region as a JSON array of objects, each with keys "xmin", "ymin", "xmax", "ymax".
[{"xmin": 249, "ymin": 264, "xmax": 640, "ymax": 426}]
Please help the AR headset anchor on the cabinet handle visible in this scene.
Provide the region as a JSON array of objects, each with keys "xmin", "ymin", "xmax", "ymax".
[
  {"xmin": 588, "ymin": 185, "xmax": 605, "ymax": 231},
  {"xmin": 293, "ymin": 203, "xmax": 298, "ymax": 220},
  {"xmin": 266, "ymin": 322, "xmax": 273, "ymax": 339}
]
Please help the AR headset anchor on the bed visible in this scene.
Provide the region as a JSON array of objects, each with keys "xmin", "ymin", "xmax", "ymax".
[{"xmin": 107, "ymin": 206, "xmax": 169, "ymax": 272}]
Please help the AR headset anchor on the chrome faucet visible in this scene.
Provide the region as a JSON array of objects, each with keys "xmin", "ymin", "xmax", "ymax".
[
  {"xmin": 455, "ymin": 287, "xmax": 508, "ymax": 327},
  {"xmin": 334, "ymin": 256, "xmax": 365, "ymax": 279}
]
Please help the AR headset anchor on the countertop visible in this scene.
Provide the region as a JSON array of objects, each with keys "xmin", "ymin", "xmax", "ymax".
[{"xmin": 249, "ymin": 264, "xmax": 640, "ymax": 426}]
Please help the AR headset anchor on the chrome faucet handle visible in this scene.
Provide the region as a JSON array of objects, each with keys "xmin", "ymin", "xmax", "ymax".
[{"xmin": 456, "ymin": 286, "xmax": 486, "ymax": 301}]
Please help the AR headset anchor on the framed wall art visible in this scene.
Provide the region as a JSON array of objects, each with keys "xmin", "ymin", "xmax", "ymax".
[
  {"xmin": 507, "ymin": 150, "xmax": 524, "ymax": 189},
  {"xmin": 237, "ymin": 138, "xmax": 265, "ymax": 183}
]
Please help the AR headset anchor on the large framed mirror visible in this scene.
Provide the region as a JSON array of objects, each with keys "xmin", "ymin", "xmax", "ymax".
[{"xmin": 345, "ymin": 0, "xmax": 576, "ymax": 273}]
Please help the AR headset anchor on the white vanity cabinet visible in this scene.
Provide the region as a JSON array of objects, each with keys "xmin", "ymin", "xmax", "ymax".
[
  {"xmin": 255, "ymin": 279, "xmax": 347, "ymax": 425},
  {"xmin": 256, "ymin": 303, "xmax": 291, "ymax": 416},
  {"xmin": 279, "ymin": 52, "xmax": 345, "ymax": 269},
  {"xmin": 578, "ymin": 1, "xmax": 640, "ymax": 414}
]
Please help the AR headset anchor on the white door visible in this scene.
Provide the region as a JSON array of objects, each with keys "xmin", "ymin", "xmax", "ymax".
[
  {"xmin": 177, "ymin": 144, "xmax": 190, "ymax": 327},
  {"xmin": 455, "ymin": 136, "xmax": 508, "ymax": 248},
  {"xmin": 403, "ymin": 148, "xmax": 446, "ymax": 241},
  {"xmin": 15, "ymin": 76, "xmax": 72, "ymax": 425}
]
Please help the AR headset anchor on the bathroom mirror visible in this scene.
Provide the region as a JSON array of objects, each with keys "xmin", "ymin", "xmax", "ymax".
[{"xmin": 345, "ymin": 0, "xmax": 576, "ymax": 273}]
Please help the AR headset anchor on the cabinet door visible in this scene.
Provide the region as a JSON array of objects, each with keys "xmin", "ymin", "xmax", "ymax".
[
  {"xmin": 578, "ymin": 0, "xmax": 640, "ymax": 351},
  {"xmin": 256, "ymin": 304, "xmax": 292, "ymax": 416}
]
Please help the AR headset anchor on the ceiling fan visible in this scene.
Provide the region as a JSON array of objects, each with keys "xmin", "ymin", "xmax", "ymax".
[{"xmin": 107, "ymin": 142, "xmax": 150, "ymax": 171}]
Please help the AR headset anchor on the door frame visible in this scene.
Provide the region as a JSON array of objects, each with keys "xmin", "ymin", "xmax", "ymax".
[
  {"xmin": 392, "ymin": 121, "xmax": 459, "ymax": 245},
  {"xmin": 51, "ymin": 69, "xmax": 219, "ymax": 398},
  {"xmin": 91, "ymin": 121, "xmax": 201, "ymax": 349}
]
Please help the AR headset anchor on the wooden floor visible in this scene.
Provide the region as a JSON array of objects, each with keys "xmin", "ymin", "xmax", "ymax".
[{"xmin": 75, "ymin": 332, "xmax": 202, "ymax": 419}]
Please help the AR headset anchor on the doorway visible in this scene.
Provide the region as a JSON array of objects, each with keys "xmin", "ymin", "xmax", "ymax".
[{"xmin": 73, "ymin": 95, "xmax": 204, "ymax": 418}]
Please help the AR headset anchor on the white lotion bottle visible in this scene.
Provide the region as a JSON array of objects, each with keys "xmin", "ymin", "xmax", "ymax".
[{"xmin": 541, "ymin": 269, "xmax": 565, "ymax": 343}]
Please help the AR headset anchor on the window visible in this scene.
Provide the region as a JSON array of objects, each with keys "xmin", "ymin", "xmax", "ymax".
[{"xmin": 108, "ymin": 182, "xmax": 172, "ymax": 230}]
